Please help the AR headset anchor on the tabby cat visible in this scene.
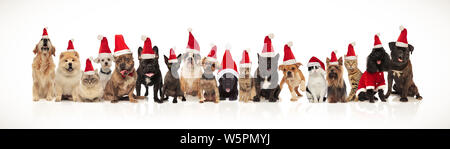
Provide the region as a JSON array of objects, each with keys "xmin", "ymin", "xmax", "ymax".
[{"xmin": 344, "ymin": 59, "xmax": 362, "ymax": 101}]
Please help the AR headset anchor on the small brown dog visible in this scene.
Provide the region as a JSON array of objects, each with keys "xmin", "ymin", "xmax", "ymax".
[
  {"xmin": 238, "ymin": 66, "xmax": 255, "ymax": 102},
  {"xmin": 103, "ymin": 35, "xmax": 143, "ymax": 103},
  {"xmin": 326, "ymin": 51, "xmax": 347, "ymax": 103},
  {"xmin": 199, "ymin": 56, "xmax": 220, "ymax": 103},
  {"xmin": 32, "ymin": 27, "xmax": 56, "ymax": 101},
  {"xmin": 279, "ymin": 63, "xmax": 306, "ymax": 101}
]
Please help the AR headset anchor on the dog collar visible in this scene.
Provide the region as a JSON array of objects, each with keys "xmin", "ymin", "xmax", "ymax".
[
  {"xmin": 121, "ymin": 70, "xmax": 134, "ymax": 78},
  {"xmin": 100, "ymin": 69, "xmax": 111, "ymax": 75}
]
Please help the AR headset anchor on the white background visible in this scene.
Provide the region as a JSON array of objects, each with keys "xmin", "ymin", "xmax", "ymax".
[{"xmin": 0, "ymin": 0, "xmax": 449, "ymax": 128}]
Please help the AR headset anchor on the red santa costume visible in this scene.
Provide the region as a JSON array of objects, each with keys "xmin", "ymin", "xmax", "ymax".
[{"xmin": 356, "ymin": 33, "xmax": 386, "ymax": 96}]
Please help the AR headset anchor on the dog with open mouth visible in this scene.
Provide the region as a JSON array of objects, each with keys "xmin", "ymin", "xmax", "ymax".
[
  {"xmin": 163, "ymin": 48, "xmax": 185, "ymax": 103},
  {"xmin": 385, "ymin": 26, "xmax": 422, "ymax": 102},
  {"xmin": 218, "ymin": 49, "xmax": 239, "ymax": 101},
  {"xmin": 55, "ymin": 39, "xmax": 81, "ymax": 102},
  {"xmin": 32, "ymin": 27, "xmax": 56, "ymax": 101},
  {"xmin": 279, "ymin": 42, "xmax": 306, "ymax": 102},
  {"xmin": 94, "ymin": 35, "xmax": 114, "ymax": 89},
  {"xmin": 136, "ymin": 36, "xmax": 163, "ymax": 103},
  {"xmin": 180, "ymin": 28, "xmax": 203, "ymax": 99},
  {"xmin": 103, "ymin": 35, "xmax": 143, "ymax": 103},
  {"xmin": 357, "ymin": 33, "xmax": 391, "ymax": 103},
  {"xmin": 199, "ymin": 45, "xmax": 220, "ymax": 103},
  {"xmin": 326, "ymin": 51, "xmax": 347, "ymax": 103}
]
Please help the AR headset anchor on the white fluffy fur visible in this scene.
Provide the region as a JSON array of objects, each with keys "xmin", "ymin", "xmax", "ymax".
[
  {"xmin": 55, "ymin": 66, "xmax": 82, "ymax": 102},
  {"xmin": 94, "ymin": 53, "xmax": 114, "ymax": 89}
]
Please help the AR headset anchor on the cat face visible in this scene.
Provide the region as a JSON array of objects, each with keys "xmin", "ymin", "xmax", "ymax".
[
  {"xmin": 81, "ymin": 70, "xmax": 100, "ymax": 88},
  {"xmin": 344, "ymin": 59, "xmax": 358, "ymax": 71}
]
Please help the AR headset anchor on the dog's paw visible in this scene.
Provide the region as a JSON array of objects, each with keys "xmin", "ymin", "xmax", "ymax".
[
  {"xmin": 46, "ymin": 96, "xmax": 53, "ymax": 101},
  {"xmin": 111, "ymin": 100, "xmax": 119, "ymax": 103},
  {"xmin": 55, "ymin": 97, "xmax": 62, "ymax": 102},
  {"xmin": 369, "ymin": 99, "xmax": 375, "ymax": 103},
  {"xmin": 181, "ymin": 97, "xmax": 186, "ymax": 102},
  {"xmin": 33, "ymin": 97, "xmax": 39, "ymax": 102},
  {"xmin": 290, "ymin": 98, "xmax": 298, "ymax": 102},
  {"xmin": 416, "ymin": 95, "xmax": 423, "ymax": 100},
  {"xmin": 253, "ymin": 97, "xmax": 260, "ymax": 102},
  {"xmin": 400, "ymin": 97, "xmax": 408, "ymax": 102},
  {"xmin": 130, "ymin": 99, "xmax": 138, "ymax": 103},
  {"xmin": 199, "ymin": 100, "xmax": 204, "ymax": 103}
]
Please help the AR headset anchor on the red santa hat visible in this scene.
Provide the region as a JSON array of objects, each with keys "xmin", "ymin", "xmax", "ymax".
[
  {"xmin": 63, "ymin": 39, "xmax": 75, "ymax": 52},
  {"xmin": 239, "ymin": 49, "xmax": 251, "ymax": 68},
  {"xmin": 42, "ymin": 27, "xmax": 49, "ymax": 39},
  {"xmin": 186, "ymin": 28, "xmax": 200, "ymax": 54},
  {"xmin": 307, "ymin": 56, "xmax": 325, "ymax": 70},
  {"xmin": 114, "ymin": 34, "xmax": 132, "ymax": 57},
  {"xmin": 282, "ymin": 41, "xmax": 296, "ymax": 65},
  {"xmin": 374, "ymin": 33, "xmax": 383, "ymax": 48},
  {"xmin": 84, "ymin": 58, "xmax": 95, "ymax": 75},
  {"xmin": 395, "ymin": 25, "xmax": 408, "ymax": 47},
  {"xmin": 345, "ymin": 42, "xmax": 357, "ymax": 60},
  {"xmin": 97, "ymin": 35, "xmax": 112, "ymax": 58},
  {"xmin": 218, "ymin": 48, "xmax": 238, "ymax": 78},
  {"xmin": 206, "ymin": 44, "xmax": 217, "ymax": 62},
  {"xmin": 260, "ymin": 33, "xmax": 276, "ymax": 57},
  {"xmin": 140, "ymin": 35, "xmax": 156, "ymax": 59},
  {"xmin": 168, "ymin": 48, "xmax": 178, "ymax": 63},
  {"xmin": 328, "ymin": 50, "xmax": 338, "ymax": 65}
]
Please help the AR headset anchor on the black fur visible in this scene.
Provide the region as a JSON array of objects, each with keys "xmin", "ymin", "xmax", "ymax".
[
  {"xmin": 136, "ymin": 46, "xmax": 163, "ymax": 103},
  {"xmin": 253, "ymin": 54, "xmax": 281, "ymax": 102},
  {"xmin": 162, "ymin": 54, "xmax": 186, "ymax": 103},
  {"xmin": 358, "ymin": 47, "xmax": 391, "ymax": 103},
  {"xmin": 218, "ymin": 73, "xmax": 238, "ymax": 101}
]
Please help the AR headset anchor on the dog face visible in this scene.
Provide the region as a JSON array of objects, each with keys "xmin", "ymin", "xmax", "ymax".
[
  {"xmin": 367, "ymin": 47, "xmax": 391, "ymax": 73},
  {"xmin": 182, "ymin": 51, "xmax": 202, "ymax": 69},
  {"xmin": 94, "ymin": 54, "xmax": 114, "ymax": 69},
  {"xmin": 219, "ymin": 73, "xmax": 238, "ymax": 93},
  {"xmin": 326, "ymin": 57, "xmax": 344, "ymax": 85},
  {"xmin": 279, "ymin": 63, "xmax": 302, "ymax": 79},
  {"xmin": 201, "ymin": 57, "xmax": 218, "ymax": 73},
  {"xmin": 34, "ymin": 38, "xmax": 55, "ymax": 58},
  {"xmin": 164, "ymin": 54, "xmax": 182, "ymax": 72},
  {"xmin": 239, "ymin": 67, "xmax": 251, "ymax": 78},
  {"xmin": 114, "ymin": 54, "xmax": 134, "ymax": 76},
  {"xmin": 344, "ymin": 59, "xmax": 358, "ymax": 72},
  {"xmin": 257, "ymin": 53, "xmax": 280, "ymax": 77},
  {"xmin": 81, "ymin": 70, "xmax": 100, "ymax": 88},
  {"xmin": 388, "ymin": 42, "xmax": 414, "ymax": 66},
  {"xmin": 59, "ymin": 51, "xmax": 80, "ymax": 74}
]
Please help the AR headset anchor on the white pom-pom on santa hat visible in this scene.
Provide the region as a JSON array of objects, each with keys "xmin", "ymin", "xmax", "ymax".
[
  {"xmin": 187, "ymin": 27, "xmax": 192, "ymax": 32},
  {"xmin": 287, "ymin": 41, "xmax": 293, "ymax": 47},
  {"xmin": 399, "ymin": 25, "xmax": 405, "ymax": 31},
  {"xmin": 70, "ymin": 38, "xmax": 74, "ymax": 42},
  {"xmin": 44, "ymin": 26, "xmax": 48, "ymax": 30},
  {"xmin": 225, "ymin": 43, "xmax": 232, "ymax": 50},
  {"xmin": 351, "ymin": 42, "xmax": 355, "ymax": 46},
  {"xmin": 268, "ymin": 33, "xmax": 274, "ymax": 39},
  {"xmin": 141, "ymin": 35, "xmax": 147, "ymax": 41},
  {"xmin": 97, "ymin": 35, "xmax": 103, "ymax": 40}
]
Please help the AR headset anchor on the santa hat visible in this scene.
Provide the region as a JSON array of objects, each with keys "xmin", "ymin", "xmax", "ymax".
[
  {"xmin": 307, "ymin": 56, "xmax": 325, "ymax": 70},
  {"xmin": 84, "ymin": 58, "xmax": 95, "ymax": 75},
  {"xmin": 374, "ymin": 33, "xmax": 383, "ymax": 48},
  {"xmin": 186, "ymin": 28, "xmax": 200, "ymax": 54},
  {"xmin": 260, "ymin": 33, "xmax": 276, "ymax": 57},
  {"xmin": 42, "ymin": 27, "xmax": 49, "ymax": 39},
  {"xmin": 239, "ymin": 49, "xmax": 251, "ymax": 68},
  {"xmin": 140, "ymin": 35, "xmax": 156, "ymax": 59},
  {"xmin": 97, "ymin": 35, "xmax": 112, "ymax": 58},
  {"xmin": 168, "ymin": 48, "xmax": 178, "ymax": 63},
  {"xmin": 218, "ymin": 48, "xmax": 238, "ymax": 78},
  {"xmin": 114, "ymin": 34, "xmax": 132, "ymax": 57},
  {"xmin": 345, "ymin": 42, "xmax": 357, "ymax": 60},
  {"xmin": 396, "ymin": 25, "xmax": 408, "ymax": 47},
  {"xmin": 63, "ymin": 39, "xmax": 75, "ymax": 52},
  {"xmin": 206, "ymin": 44, "xmax": 217, "ymax": 62},
  {"xmin": 282, "ymin": 41, "xmax": 296, "ymax": 65},
  {"xmin": 328, "ymin": 50, "xmax": 338, "ymax": 65}
]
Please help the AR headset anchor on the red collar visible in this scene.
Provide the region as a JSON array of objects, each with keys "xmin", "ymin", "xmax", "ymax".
[{"xmin": 120, "ymin": 70, "xmax": 134, "ymax": 78}]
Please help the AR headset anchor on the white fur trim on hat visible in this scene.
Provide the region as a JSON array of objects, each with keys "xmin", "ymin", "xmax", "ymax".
[
  {"xmin": 42, "ymin": 35, "xmax": 49, "ymax": 38},
  {"xmin": 239, "ymin": 63, "xmax": 251, "ymax": 68},
  {"xmin": 114, "ymin": 49, "xmax": 132, "ymax": 57},
  {"xmin": 260, "ymin": 52, "xmax": 276, "ymax": 57},
  {"xmin": 395, "ymin": 42, "xmax": 408, "ymax": 47},
  {"xmin": 329, "ymin": 61, "xmax": 338, "ymax": 65},
  {"xmin": 141, "ymin": 53, "xmax": 156, "ymax": 59},
  {"xmin": 366, "ymin": 86, "xmax": 375, "ymax": 90},
  {"xmin": 84, "ymin": 70, "xmax": 95, "ymax": 75},
  {"xmin": 345, "ymin": 56, "xmax": 357, "ymax": 60},
  {"xmin": 168, "ymin": 59, "xmax": 178, "ymax": 63},
  {"xmin": 307, "ymin": 62, "xmax": 321, "ymax": 68},
  {"xmin": 217, "ymin": 69, "xmax": 239, "ymax": 79},
  {"xmin": 186, "ymin": 48, "xmax": 200, "ymax": 54},
  {"xmin": 97, "ymin": 53, "xmax": 113, "ymax": 59},
  {"xmin": 374, "ymin": 44, "xmax": 383, "ymax": 48},
  {"xmin": 282, "ymin": 59, "xmax": 296, "ymax": 65},
  {"xmin": 206, "ymin": 57, "xmax": 217, "ymax": 62}
]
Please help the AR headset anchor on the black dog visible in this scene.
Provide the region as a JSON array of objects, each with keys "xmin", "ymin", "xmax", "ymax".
[
  {"xmin": 253, "ymin": 54, "xmax": 281, "ymax": 102},
  {"xmin": 136, "ymin": 46, "xmax": 163, "ymax": 103},
  {"xmin": 218, "ymin": 73, "xmax": 238, "ymax": 101},
  {"xmin": 385, "ymin": 42, "xmax": 422, "ymax": 102},
  {"xmin": 162, "ymin": 54, "xmax": 186, "ymax": 103},
  {"xmin": 358, "ymin": 47, "xmax": 391, "ymax": 103}
]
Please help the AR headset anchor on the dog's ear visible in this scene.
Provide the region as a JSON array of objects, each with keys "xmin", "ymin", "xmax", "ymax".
[
  {"xmin": 278, "ymin": 65, "xmax": 284, "ymax": 71},
  {"xmin": 33, "ymin": 44, "xmax": 38, "ymax": 55},
  {"xmin": 257, "ymin": 53, "xmax": 260, "ymax": 62},
  {"xmin": 295, "ymin": 62, "xmax": 303, "ymax": 68},
  {"xmin": 408, "ymin": 44, "xmax": 414, "ymax": 54},
  {"xmin": 388, "ymin": 42, "xmax": 396, "ymax": 51},
  {"xmin": 326, "ymin": 57, "xmax": 330, "ymax": 66},
  {"xmin": 94, "ymin": 57, "xmax": 100, "ymax": 63},
  {"xmin": 50, "ymin": 45, "xmax": 56, "ymax": 56},
  {"xmin": 153, "ymin": 46, "xmax": 159, "ymax": 59},
  {"xmin": 338, "ymin": 57, "xmax": 343, "ymax": 65},
  {"xmin": 59, "ymin": 52, "xmax": 65, "ymax": 60},
  {"xmin": 74, "ymin": 52, "xmax": 79, "ymax": 58},
  {"xmin": 114, "ymin": 56, "xmax": 118, "ymax": 62},
  {"xmin": 274, "ymin": 53, "xmax": 280, "ymax": 61},
  {"xmin": 137, "ymin": 47, "xmax": 143, "ymax": 60},
  {"xmin": 201, "ymin": 57, "xmax": 206, "ymax": 66},
  {"xmin": 164, "ymin": 55, "xmax": 168, "ymax": 65}
]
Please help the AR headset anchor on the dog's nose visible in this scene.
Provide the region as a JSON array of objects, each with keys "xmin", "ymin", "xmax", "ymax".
[
  {"xmin": 68, "ymin": 63, "xmax": 72, "ymax": 67},
  {"xmin": 120, "ymin": 63, "xmax": 126, "ymax": 69},
  {"xmin": 105, "ymin": 62, "xmax": 108, "ymax": 66}
]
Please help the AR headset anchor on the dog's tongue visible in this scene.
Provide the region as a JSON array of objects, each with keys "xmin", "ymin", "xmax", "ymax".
[
  {"xmin": 120, "ymin": 70, "xmax": 128, "ymax": 76},
  {"xmin": 377, "ymin": 60, "xmax": 381, "ymax": 64},
  {"xmin": 226, "ymin": 88, "xmax": 231, "ymax": 92},
  {"xmin": 398, "ymin": 58, "xmax": 403, "ymax": 62},
  {"xmin": 145, "ymin": 73, "xmax": 154, "ymax": 77}
]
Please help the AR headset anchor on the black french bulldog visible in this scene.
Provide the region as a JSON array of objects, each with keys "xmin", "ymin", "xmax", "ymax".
[
  {"xmin": 218, "ymin": 73, "xmax": 238, "ymax": 101},
  {"xmin": 136, "ymin": 46, "xmax": 163, "ymax": 103},
  {"xmin": 162, "ymin": 54, "xmax": 186, "ymax": 103},
  {"xmin": 253, "ymin": 53, "xmax": 281, "ymax": 102}
]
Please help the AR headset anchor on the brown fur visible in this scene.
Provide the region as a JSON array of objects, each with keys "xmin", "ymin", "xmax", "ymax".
[
  {"xmin": 238, "ymin": 67, "xmax": 256, "ymax": 102},
  {"xmin": 279, "ymin": 62, "xmax": 306, "ymax": 101},
  {"xmin": 344, "ymin": 59, "xmax": 362, "ymax": 102},
  {"xmin": 55, "ymin": 51, "xmax": 81, "ymax": 102},
  {"xmin": 103, "ymin": 54, "xmax": 143, "ymax": 103},
  {"xmin": 326, "ymin": 57, "xmax": 347, "ymax": 103},
  {"xmin": 199, "ymin": 58, "xmax": 220, "ymax": 103},
  {"xmin": 386, "ymin": 60, "xmax": 422, "ymax": 101},
  {"xmin": 32, "ymin": 41, "xmax": 56, "ymax": 101}
]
